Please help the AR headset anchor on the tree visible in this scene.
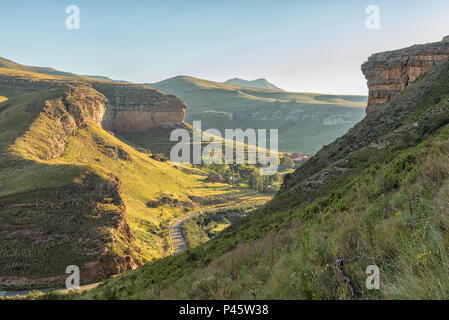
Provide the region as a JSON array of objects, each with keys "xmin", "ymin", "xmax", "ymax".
[{"xmin": 281, "ymin": 156, "xmax": 295, "ymax": 169}]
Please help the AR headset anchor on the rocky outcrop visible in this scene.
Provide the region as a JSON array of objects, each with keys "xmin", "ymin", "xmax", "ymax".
[
  {"xmin": 64, "ymin": 86, "xmax": 107, "ymax": 127},
  {"xmin": 92, "ymin": 83, "xmax": 187, "ymax": 132},
  {"xmin": 362, "ymin": 36, "xmax": 449, "ymax": 113},
  {"xmin": 207, "ymin": 172, "xmax": 224, "ymax": 183},
  {"xmin": 17, "ymin": 85, "xmax": 108, "ymax": 161},
  {"xmin": 0, "ymin": 71, "xmax": 188, "ymax": 134},
  {"xmin": 146, "ymin": 196, "xmax": 195, "ymax": 209}
]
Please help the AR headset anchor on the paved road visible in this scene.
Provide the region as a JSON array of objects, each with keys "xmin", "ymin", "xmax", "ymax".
[
  {"xmin": 0, "ymin": 282, "xmax": 100, "ymax": 298},
  {"xmin": 170, "ymin": 211, "xmax": 204, "ymax": 254}
]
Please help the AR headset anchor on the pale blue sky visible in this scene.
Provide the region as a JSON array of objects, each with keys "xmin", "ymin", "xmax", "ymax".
[{"xmin": 2, "ymin": 0, "xmax": 449, "ymax": 94}]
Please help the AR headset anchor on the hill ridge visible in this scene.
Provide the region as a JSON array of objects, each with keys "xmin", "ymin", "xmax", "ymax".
[
  {"xmin": 224, "ymin": 77, "xmax": 285, "ymax": 91},
  {"xmin": 148, "ymin": 75, "xmax": 367, "ymax": 154}
]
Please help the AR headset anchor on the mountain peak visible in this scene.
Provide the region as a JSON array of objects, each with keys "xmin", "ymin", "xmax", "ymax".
[{"xmin": 223, "ymin": 77, "xmax": 285, "ymax": 91}]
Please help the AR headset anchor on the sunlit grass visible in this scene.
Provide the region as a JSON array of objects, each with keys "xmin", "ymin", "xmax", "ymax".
[{"xmin": 0, "ymin": 77, "xmax": 271, "ymax": 286}]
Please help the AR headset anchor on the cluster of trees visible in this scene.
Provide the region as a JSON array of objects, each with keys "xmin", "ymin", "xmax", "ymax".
[
  {"xmin": 200, "ymin": 162, "xmax": 282, "ymax": 193},
  {"xmin": 279, "ymin": 156, "xmax": 295, "ymax": 169}
]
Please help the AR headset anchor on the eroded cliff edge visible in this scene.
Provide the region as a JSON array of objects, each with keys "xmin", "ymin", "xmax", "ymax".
[
  {"xmin": 93, "ymin": 82, "xmax": 187, "ymax": 132},
  {"xmin": 362, "ymin": 36, "xmax": 449, "ymax": 113}
]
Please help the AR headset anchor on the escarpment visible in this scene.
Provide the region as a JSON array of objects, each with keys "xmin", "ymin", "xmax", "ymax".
[
  {"xmin": 64, "ymin": 86, "xmax": 107, "ymax": 127},
  {"xmin": 362, "ymin": 36, "xmax": 449, "ymax": 113},
  {"xmin": 0, "ymin": 67, "xmax": 188, "ymax": 134},
  {"xmin": 92, "ymin": 83, "xmax": 187, "ymax": 132}
]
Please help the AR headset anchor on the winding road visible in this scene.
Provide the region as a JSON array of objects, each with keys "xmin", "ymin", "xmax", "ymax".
[{"xmin": 169, "ymin": 210, "xmax": 204, "ymax": 254}]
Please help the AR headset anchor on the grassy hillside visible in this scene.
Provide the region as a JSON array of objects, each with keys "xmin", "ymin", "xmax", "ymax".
[
  {"xmin": 223, "ymin": 78, "xmax": 285, "ymax": 91},
  {"xmin": 182, "ymin": 200, "xmax": 268, "ymax": 250},
  {"xmin": 67, "ymin": 58, "xmax": 449, "ymax": 300},
  {"xmin": 0, "ymin": 57, "xmax": 124, "ymax": 84},
  {"xmin": 0, "ymin": 57, "xmax": 83, "ymax": 79},
  {"xmin": 147, "ymin": 76, "xmax": 366, "ymax": 154},
  {"xmin": 0, "ymin": 67, "xmax": 270, "ymax": 290},
  {"xmin": 0, "ymin": 86, "xmax": 137, "ymax": 289}
]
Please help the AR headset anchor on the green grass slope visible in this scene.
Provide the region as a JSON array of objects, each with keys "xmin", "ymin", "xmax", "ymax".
[
  {"xmin": 73, "ymin": 58, "xmax": 449, "ymax": 300},
  {"xmin": 147, "ymin": 76, "xmax": 366, "ymax": 154},
  {"xmin": 0, "ymin": 86, "xmax": 137, "ymax": 289},
  {"xmin": 0, "ymin": 57, "xmax": 83, "ymax": 79},
  {"xmin": 0, "ymin": 68, "xmax": 269, "ymax": 290},
  {"xmin": 223, "ymin": 78, "xmax": 285, "ymax": 91}
]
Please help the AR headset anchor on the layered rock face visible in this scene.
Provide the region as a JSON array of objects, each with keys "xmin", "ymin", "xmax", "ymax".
[
  {"xmin": 0, "ymin": 70, "xmax": 188, "ymax": 133},
  {"xmin": 37, "ymin": 86, "xmax": 108, "ymax": 160},
  {"xmin": 93, "ymin": 83, "xmax": 187, "ymax": 132},
  {"xmin": 64, "ymin": 86, "xmax": 107, "ymax": 127},
  {"xmin": 362, "ymin": 36, "xmax": 449, "ymax": 113}
]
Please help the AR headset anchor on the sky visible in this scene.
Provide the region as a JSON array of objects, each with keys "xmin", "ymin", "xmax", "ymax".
[{"xmin": 1, "ymin": 0, "xmax": 449, "ymax": 95}]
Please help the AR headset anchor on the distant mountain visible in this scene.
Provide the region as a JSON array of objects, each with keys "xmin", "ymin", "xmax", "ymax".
[
  {"xmin": 147, "ymin": 76, "xmax": 367, "ymax": 154},
  {"xmin": 0, "ymin": 56, "xmax": 82, "ymax": 79},
  {"xmin": 83, "ymin": 75, "xmax": 130, "ymax": 83},
  {"xmin": 0, "ymin": 57, "xmax": 130, "ymax": 84},
  {"xmin": 224, "ymin": 77, "xmax": 285, "ymax": 91}
]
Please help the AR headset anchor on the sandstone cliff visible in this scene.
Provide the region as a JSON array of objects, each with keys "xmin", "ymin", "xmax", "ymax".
[
  {"xmin": 0, "ymin": 65, "xmax": 188, "ymax": 133},
  {"xmin": 92, "ymin": 82, "xmax": 187, "ymax": 132},
  {"xmin": 64, "ymin": 86, "xmax": 107, "ymax": 127},
  {"xmin": 362, "ymin": 36, "xmax": 449, "ymax": 113}
]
